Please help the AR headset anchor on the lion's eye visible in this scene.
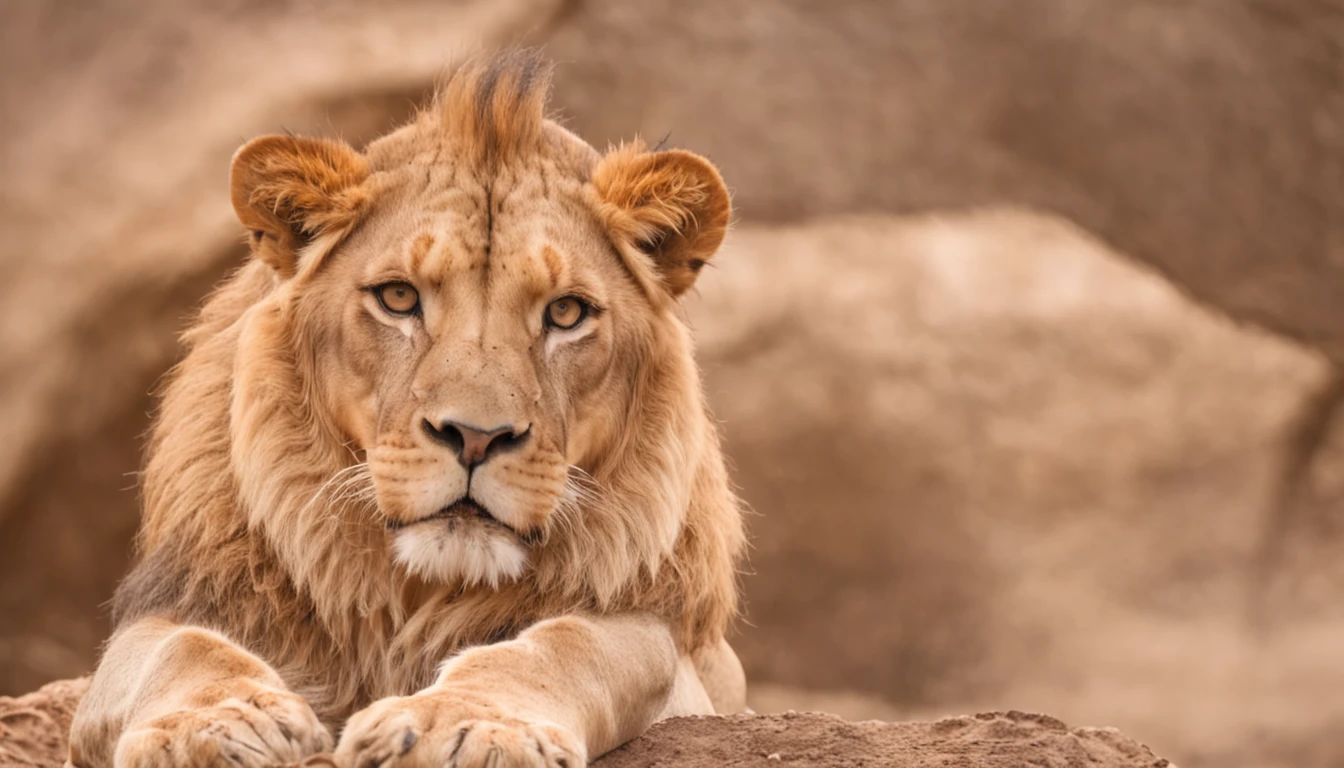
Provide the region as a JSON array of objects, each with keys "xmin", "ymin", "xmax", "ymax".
[
  {"xmin": 545, "ymin": 296, "xmax": 588, "ymax": 330},
  {"xmin": 375, "ymin": 282, "xmax": 420, "ymax": 316}
]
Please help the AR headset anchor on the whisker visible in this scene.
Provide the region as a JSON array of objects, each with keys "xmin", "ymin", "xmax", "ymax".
[
  {"xmin": 299, "ymin": 462, "xmax": 377, "ymax": 529},
  {"xmin": 545, "ymin": 465, "xmax": 608, "ymax": 543}
]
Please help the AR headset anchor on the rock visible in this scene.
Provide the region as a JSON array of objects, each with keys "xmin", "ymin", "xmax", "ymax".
[
  {"xmin": 598, "ymin": 711, "xmax": 1171, "ymax": 768},
  {"xmin": 0, "ymin": 678, "xmax": 89, "ymax": 767},
  {"xmin": 549, "ymin": 0, "xmax": 1344, "ymax": 360},
  {"xmin": 0, "ymin": 679, "xmax": 1169, "ymax": 768},
  {"xmin": 688, "ymin": 212, "xmax": 1321, "ymax": 706}
]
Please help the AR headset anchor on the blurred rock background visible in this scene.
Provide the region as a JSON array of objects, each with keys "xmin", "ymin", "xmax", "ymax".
[{"xmin": 2, "ymin": 2, "xmax": 1342, "ymax": 767}]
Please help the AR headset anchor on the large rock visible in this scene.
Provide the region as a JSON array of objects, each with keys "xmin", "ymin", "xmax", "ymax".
[
  {"xmin": 549, "ymin": 0, "xmax": 1344, "ymax": 359},
  {"xmin": 0, "ymin": 679, "xmax": 1170, "ymax": 768},
  {"xmin": 694, "ymin": 213, "xmax": 1344, "ymax": 768},
  {"xmin": 0, "ymin": 679, "xmax": 88, "ymax": 767}
]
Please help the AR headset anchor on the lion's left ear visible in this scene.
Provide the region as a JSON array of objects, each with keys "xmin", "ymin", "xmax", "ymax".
[
  {"xmin": 229, "ymin": 135, "xmax": 370, "ymax": 278},
  {"xmin": 592, "ymin": 145, "xmax": 731, "ymax": 297}
]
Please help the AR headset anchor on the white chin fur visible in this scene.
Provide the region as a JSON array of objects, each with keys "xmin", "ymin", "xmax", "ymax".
[{"xmin": 392, "ymin": 523, "xmax": 528, "ymax": 589}]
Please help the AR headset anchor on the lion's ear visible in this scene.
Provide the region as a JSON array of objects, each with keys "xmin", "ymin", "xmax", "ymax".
[
  {"xmin": 229, "ymin": 135, "xmax": 370, "ymax": 277},
  {"xmin": 593, "ymin": 145, "xmax": 731, "ymax": 297}
]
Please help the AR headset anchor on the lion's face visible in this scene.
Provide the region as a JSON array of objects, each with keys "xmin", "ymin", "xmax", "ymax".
[
  {"xmin": 228, "ymin": 64, "xmax": 729, "ymax": 590},
  {"xmin": 297, "ymin": 164, "xmax": 647, "ymax": 587}
]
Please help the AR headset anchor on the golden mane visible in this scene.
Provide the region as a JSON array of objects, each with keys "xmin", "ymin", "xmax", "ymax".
[{"xmin": 113, "ymin": 51, "xmax": 746, "ymax": 724}]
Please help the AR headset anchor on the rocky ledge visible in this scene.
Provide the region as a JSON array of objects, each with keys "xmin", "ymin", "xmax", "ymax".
[{"xmin": 0, "ymin": 679, "xmax": 1171, "ymax": 767}]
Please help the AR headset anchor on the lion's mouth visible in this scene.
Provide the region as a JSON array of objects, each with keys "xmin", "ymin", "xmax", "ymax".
[{"xmin": 386, "ymin": 498, "xmax": 515, "ymax": 535}]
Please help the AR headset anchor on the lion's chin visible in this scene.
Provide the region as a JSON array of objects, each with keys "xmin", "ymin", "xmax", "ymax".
[{"xmin": 391, "ymin": 522, "xmax": 528, "ymax": 589}]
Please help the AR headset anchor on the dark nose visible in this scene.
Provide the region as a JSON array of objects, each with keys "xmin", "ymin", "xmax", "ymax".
[{"xmin": 424, "ymin": 419, "xmax": 529, "ymax": 469}]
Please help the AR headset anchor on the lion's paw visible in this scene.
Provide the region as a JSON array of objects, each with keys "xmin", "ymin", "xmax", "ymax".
[
  {"xmin": 334, "ymin": 693, "xmax": 584, "ymax": 768},
  {"xmin": 114, "ymin": 686, "xmax": 331, "ymax": 767}
]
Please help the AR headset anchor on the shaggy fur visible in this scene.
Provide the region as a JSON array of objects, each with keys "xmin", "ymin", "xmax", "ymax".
[{"xmin": 70, "ymin": 50, "xmax": 745, "ymax": 768}]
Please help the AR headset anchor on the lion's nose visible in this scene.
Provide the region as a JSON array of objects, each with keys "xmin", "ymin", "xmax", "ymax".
[{"xmin": 423, "ymin": 419, "xmax": 530, "ymax": 469}]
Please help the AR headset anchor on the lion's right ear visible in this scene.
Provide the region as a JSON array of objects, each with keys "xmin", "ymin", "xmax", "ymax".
[{"xmin": 229, "ymin": 135, "xmax": 370, "ymax": 277}]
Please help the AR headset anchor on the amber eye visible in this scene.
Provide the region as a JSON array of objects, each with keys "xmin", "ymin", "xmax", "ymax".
[
  {"xmin": 545, "ymin": 296, "xmax": 588, "ymax": 330},
  {"xmin": 375, "ymin": 282, "xmax": 420, "ymax": 315}
]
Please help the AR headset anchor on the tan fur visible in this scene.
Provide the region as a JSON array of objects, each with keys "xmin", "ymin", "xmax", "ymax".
[
  {"xmin": 69, "ymin": 50, "xmax": 745, "ymax": 768},
  {"xmin": 592, "ymin": 143, "xmax": 732, "ymax": 297},
  {"xmin": 229, "ymin": 135, "xmax": 371, "ymax": 277}
]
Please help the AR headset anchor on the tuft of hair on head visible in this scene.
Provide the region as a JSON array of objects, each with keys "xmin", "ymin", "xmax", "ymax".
[{"xmin": 436, "ymin": 48, "xmax": 553, "ymax": 172}]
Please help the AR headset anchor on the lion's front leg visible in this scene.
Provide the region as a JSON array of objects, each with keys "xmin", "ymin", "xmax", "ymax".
[
  {"xmin": 334, "ymin": 691, "xmax": 585, "ymax": 768},
  {"xmin": 335, "ymin": 614, "xmax": 699, "ymax": 767},
  {"xmin": 68, "ymin": 616, "xmax": 330, "ymax": 768}
]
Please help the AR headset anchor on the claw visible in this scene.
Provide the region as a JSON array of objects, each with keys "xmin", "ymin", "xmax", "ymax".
[
  {"xmin": 399, "ymin": 728, "xmax": 418, "ymax": 756},
  {"xmin": 447, "ymin": 727, "xmax": 468, "ymax": 764}
]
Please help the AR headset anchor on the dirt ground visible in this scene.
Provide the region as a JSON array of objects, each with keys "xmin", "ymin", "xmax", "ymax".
[
  {"xmin": 597, "ymin": 711, "xmax": 1169, "ymax": 768},
  {"xmin": 0, "ymin": 681, "xmax": 1170, "ymax": 767},
  {"xmin": 2, "ymin": 2, "xmax": 1343, "ymax": 767},
  {"xmin": 0, "ymin": 679, "xmax": 87, "ymax": 767}
]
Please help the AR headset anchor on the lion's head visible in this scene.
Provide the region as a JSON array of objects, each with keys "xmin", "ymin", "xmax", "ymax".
[{"xmin": 128, "ymin": 52, "xmax": 741, "ymax": 686}]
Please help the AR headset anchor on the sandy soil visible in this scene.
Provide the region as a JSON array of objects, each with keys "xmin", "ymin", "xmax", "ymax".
[
  {"xmin": 0, "ymin": 681, "xmax": 1170, "ymax": 768},
  {"xmin": 597, "ymin": 711, "xmax": 1169, "ymax": 768},
  {"xmin": 0, "ymin": 678, "xmax": 88, "ymax": 767}
]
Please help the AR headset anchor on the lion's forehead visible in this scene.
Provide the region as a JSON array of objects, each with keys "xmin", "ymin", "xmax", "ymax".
[
  {"xmin": 358, "ymin": 164, "xmax": 605, "ymax": 300},
  {"xmin": 387, "ymin": 215, "xmax": 587, "ymax": 302}
]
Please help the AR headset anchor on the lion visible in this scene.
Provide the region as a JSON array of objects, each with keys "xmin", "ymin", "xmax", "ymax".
[{"xmin": 67, "ymin": 50, "xmax": 747, "ymax": 768}]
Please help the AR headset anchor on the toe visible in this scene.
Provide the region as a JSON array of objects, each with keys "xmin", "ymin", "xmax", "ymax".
[
  {"xmin": 335, "ymin": 707, "xmax": 423, "ymax": 768},
  {"xmin": 525, "ymin": 724, "xmax": 583, "ymax": 768},
  {"xmin": 449, "ymin": 722, "xmax": 545, "ymax": 768}
]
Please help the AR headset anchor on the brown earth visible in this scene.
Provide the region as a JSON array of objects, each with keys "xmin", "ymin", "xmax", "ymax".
[
  {"xmin": 0, "ymin": 680, "xmax": 1170, "ymax": 768},
  {"xmin": 2, "ymin": 2, "xmax": 1343, "ymax": 768},
  {"xmin": 597, "ymin": 711, "xmax": 1170, "ymax": 768},
  {"xmin": 0, "ymin": 678, "xmax": 88, "ymax": 767}
]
